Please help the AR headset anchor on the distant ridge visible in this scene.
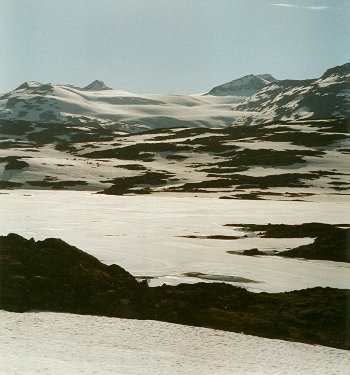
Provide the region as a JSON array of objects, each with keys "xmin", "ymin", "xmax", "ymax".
[
  {"xmin": 206, "ymin": 74, "xmax": 277, "ymax": 96},
  {"xmin": 0, "ymin": 64, "xmax": 348, "ymax": 131},
  {"xmin": 0, "ymin": 79, "xmax": 249, "ymax": 131},
  {"xmin": 321, "ymin": 63, "xmax": 350, "ymax": 79}
]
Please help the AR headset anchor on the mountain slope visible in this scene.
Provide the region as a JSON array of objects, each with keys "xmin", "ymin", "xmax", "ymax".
[
  {"xmin": 0, "ymin": 80, "xmax": 250, "ymax": 132},
  {"xmin": 205, "ymin": 74, "xmax": 277, "ymax": 96},
  {"xmin": 232, "ymin": 63, "xmax": 350, "ymax": 125}
]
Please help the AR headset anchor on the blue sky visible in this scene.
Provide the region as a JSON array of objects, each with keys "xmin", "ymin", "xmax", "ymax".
[{"xmin": 0, "ymin": 0, "xmax": 349, "ymax": 93}]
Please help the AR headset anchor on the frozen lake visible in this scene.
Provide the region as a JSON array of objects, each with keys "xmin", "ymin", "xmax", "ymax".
[{"xmin": 1, "ymin": 190, "xmax": 349, "ymax": 292}]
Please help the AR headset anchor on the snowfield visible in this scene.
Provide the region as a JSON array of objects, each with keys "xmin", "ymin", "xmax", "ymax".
[
  {"xmin": 0, "ymin": 81, "xmax": 251, "ymax": 131},
  {"xmin": 0, "ymin": 190, "xmax": 349, "ymax": 292},
  {"xmin": 0, "ymin": 310, "xmax": 349, "ymax": 375}
]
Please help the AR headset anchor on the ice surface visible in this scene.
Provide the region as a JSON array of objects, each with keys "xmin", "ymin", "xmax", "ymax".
[
  {"xmin": 0, "ymin": 190, "xmax": 349, "ymax": 292},
  {"xmin": 0, "ymin": 310, "xmax": 348, "ymax": 375}
]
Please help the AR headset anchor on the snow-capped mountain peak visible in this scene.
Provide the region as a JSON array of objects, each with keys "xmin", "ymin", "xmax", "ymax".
[{"xmin": 83, "ymin": 80, "xmax": 111, "ymax": 91}]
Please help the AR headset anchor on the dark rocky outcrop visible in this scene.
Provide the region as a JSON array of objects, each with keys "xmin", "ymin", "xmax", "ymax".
[
  {"xmin": 279, "ymin": 227, "xmax": 350, "ymax": 262},
  {"xmin": 0, "ymin": 233, "xmax": 144, "ymax": 318},
  {"xmin": 225, "ymin": 223, "xmax": 350, "ymax": 262},
  {"xmin": 0, "ymin": 233, "xmax": 348, "ymax": 349},
  {"xmin": 0, "ymin": 156, "xmax": 30, "ymax": 170},
  {"xmin": 142, "ymin": 283, "xmax": 348, "ymax": 350},
  {"xmin": 0, "ymin": 181, "xmax": 23, "ymax": 188},
  {"xmin": 226, "ymin": 222, "xmax": 340, "ymax": 238},
  {"xmin": 242, "ymin": 248, "xmax": 266, "ymax": 256},
  {"xmin": 26, "ymin": 178, "xmax": 88, "ymax": 189}
]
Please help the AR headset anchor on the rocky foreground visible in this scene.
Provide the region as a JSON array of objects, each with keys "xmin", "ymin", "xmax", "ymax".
[{"xmin": 0, "ymin": 233, "xmax": 348, "ymax": 350}]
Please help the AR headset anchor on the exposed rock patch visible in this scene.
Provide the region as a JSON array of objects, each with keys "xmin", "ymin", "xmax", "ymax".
[
  {"xmin": 183, "ymin": 272, "xmax": 258, "ymax": 283},
  {"xmin": 0, "ymin": 156, "xmax": 30, "ymax": 170}
]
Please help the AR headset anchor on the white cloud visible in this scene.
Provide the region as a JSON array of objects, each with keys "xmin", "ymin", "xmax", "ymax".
[
  {"xmin": 270, "ymin": 3, "xmax": 298, "ymax": 7},
  {"xmin": 270, "ymin": 3, "xmax": 330, "ymax": 10},
  {"xmin": 303, "ymin": 6, "xmax": 330, "ymax": 10}
]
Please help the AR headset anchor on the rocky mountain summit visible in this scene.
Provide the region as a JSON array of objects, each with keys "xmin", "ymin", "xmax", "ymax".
[
  {"xmin": 206, "ymin": 74, "xmax": 277, "ymax": 96},
  {"xmin": 83, "ymin": 80, "xmax": 111, "ymax": 91},
  {"xmin": 15, "ymin": 81, "xmax": 43, "ymax": 90}
]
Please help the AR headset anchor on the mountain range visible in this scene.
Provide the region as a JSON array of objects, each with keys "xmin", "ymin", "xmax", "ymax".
[
  {"xmin": 0, "ymin": 63, "xmax": 348, "ymax": 133},
  {"xmin": 0, "ymin": 75, "xmax": 268, "ymax": 132}
]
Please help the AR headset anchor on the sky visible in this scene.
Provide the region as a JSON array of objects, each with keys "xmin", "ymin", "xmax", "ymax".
[{"xmin": 0, "ymin": 0, "xmax": 349, "ymax": 94}]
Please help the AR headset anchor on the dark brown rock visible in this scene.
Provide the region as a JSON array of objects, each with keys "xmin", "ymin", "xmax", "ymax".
[{"xmin": 0, "ymin": 233, "xmax": 145, "ymax": 317}]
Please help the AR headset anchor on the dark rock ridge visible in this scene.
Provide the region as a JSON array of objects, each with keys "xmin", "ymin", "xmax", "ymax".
[
  {"xmin": 0, "ymin": 233, "xmax": 348, "ymax": 349},
  {"xmin": 83, "ymin": 80, "xmax": 111, "ymax": 91},
  {"xmin": 279, "ymin": 227, "xmax": 350, "ymax": 262},
  {"xmin": 0, "ymin": 233, "xmax": 143, "ymax": 317},
  {"xmin": 322, "ymin": 63, "xmax": 350, "ymax": 79},
  {"xmin": 225, "ymin": 223, "xmax": 350, "ymax": 262}
]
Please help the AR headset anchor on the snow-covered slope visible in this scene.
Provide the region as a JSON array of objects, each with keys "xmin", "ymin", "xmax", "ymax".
[
  {"xmin": 206, "ymin": 74, "xmax": 277, "ymax": 96},
  {"xmin": 232, "ymin": 63, "xmax": 350, "ymax": 125},
  {"xmin": 1, "ymin": 310, "xmax": 348, "ymax": 375},
  {"xmin": 1, "ymin": 64, "xmax": 347, "ymax": 131},
  {"xmin": 0, "ymin": 80, "xmax": 250, "ymax": 132}
]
